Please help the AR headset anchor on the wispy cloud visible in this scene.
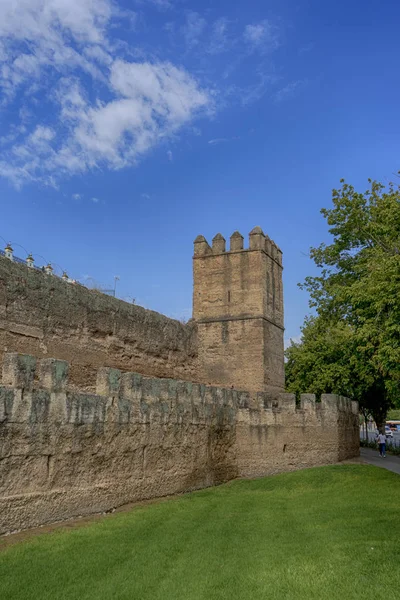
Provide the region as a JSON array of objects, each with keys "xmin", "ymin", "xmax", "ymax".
[
  {"xmin": 182, "ymin": 11, "xmax": 207, "ymax": 50},
  {"xmin": 244, "ymin": 20, "xmax": 280, "ymax": 52},
  {"xmin": 240, "ymin": 71, "xmax": 279, "ymax": 106},
  {"xmin": 0, "ymin": 0, "xmax": 212, "ymax": 187},
  {"xmin": 167, "ymin": 149, "xmax": 173, "ymax": 161},
  {"xmin": 138, "ymin": 0, "xmax": 173, "ymax": 9},
  {"xmin": 207, "ymin": 18, "xmax": 232, "ymax": 55},
  {"xmin": 208, "ymin": 136, "xmax": 240, "ymax": 146},
  {"xmin": 0, "ymin": 3, "xmax": 293, "ymax": 188},
  {"xmin": 298, "ymin": 42, "xmax": 314, "ymax": 55},
  {"xmin": 274, "ymin": 80, "xmax": 305, "ymax": 103}
]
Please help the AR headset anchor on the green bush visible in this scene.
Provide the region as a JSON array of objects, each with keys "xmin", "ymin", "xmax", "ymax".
[
  {"xmin": 386, "ymin": 443, "xmax": 400, "ymax": 456},
  {"xmin": 360, "ymin": 439, "xmax": 377, "ymax": 450}
]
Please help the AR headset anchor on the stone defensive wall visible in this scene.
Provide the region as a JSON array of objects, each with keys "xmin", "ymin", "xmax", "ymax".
[
  {"xmin": 0, "ymin": 353, "xmax": 359, "ymax": 534},
  {"xmin": 0, "ymin": 256, "xmax": 198, "ymax": 390}
]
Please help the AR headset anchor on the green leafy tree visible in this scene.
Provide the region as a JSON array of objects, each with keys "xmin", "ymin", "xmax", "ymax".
[
  {"xmin": 285, "ymin": 317, "xmax": 393, "ymax": 430},
  {"xmin": 286, "ymin": 177, "xmax": 400, "ymax": 428}
]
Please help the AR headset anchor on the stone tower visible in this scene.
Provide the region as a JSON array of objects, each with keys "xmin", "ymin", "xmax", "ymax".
[{"xmin": 193, "ymin": 227, "xmax": 284, "ymax": 393}]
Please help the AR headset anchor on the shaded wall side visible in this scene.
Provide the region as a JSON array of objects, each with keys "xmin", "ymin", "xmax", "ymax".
[
  {"xmin": 336, "ymin": 397, "xmax": 361, "ymax": 461},
  {"xmin": 263, "ymin": 320, "xmax": 285, "ymax": 392},
  {"xmin": 0, "ymin": 257, "xmax": 198, "ymax": 389}
]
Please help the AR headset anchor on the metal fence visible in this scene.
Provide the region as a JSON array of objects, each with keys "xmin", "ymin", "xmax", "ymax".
[
  {"xmin": 0, "ymin": 250, "xmax": 116, "ymax": 295},
  {"xmin": 0, "ymin": 249, "xmax": 42, "ymax": 269},
  {"xmin": 360, "ymin": 428, "xmax": 400, "ymax": 448},
  {"xmin": 0, "ymin": 249, "xmax": 30, "ymax": 266}
]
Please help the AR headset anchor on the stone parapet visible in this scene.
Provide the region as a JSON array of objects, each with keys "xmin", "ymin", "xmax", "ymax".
[{"xmin": 0, "ymin": 354, "xmax": 359, "ymax": 535}]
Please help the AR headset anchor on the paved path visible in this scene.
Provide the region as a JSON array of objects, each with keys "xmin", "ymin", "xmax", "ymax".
[{"xmin": 360, "ymin": 447, "xmax": 400, "ymax": 475}]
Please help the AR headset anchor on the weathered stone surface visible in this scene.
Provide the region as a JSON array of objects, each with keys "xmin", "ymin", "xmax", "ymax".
[
  {"xmin": 38, "ymin": 358, "xmax": 69, "ymax": 392},
  {"xmin": 0, "ymin": 227, "xmax": 284, "ymax": 397},
  {"xmin": 0, "ymin": 354, "xmax": 359, "ymax": 535},
  {"xmin": 0, "ymin": 257, "xmax": 198, "ymax": 390},
  {"xmin": 0, "ymin": 233, "xmax": 361, "ymax": 535},
  {"xmin": 193, "ymin": 231, "xmax": 284, "ymax": 392},
  {"xmin": 2, "ymin": 353, "xmax": 36, "ymax": 390}
]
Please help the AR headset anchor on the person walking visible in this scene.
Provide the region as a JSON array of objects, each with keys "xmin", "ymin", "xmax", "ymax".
[{"xmin": 376, "ymin": 431, "xmax": 387, "ymax": 458}]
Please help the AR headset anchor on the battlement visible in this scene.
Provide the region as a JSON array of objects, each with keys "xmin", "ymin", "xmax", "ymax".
[
  {"xmin": 0, "ymin": 223, "xmax": 361, "ymax": 535},
  {"xmin": 0, "ymin": 353, "xmax": 357, "ymax": 425},
  {"xmin": 194, "ymin": 227, "xmax": 283, "ymax": 266},
  {"xmin": 0, "ymin": 352, "xmax": 359, "ymax": 534}
]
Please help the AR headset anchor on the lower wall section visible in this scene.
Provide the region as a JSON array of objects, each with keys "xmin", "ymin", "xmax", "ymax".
[
  {"xmin": 236, "ymin": 394, "xmax": 360, "ymax": 478},
  {"xmin": 0, "ymin": 354, "xmax": 359, "ymax": 534}
]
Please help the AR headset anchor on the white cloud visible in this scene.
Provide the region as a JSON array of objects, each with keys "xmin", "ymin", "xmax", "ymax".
[
  {"xmin": 167, "ymin": 150, "xmax": 173, "ymax": 161},
  {"xmin": 0, "ymin": 0, "xmax": 113, "ymax": 96},
  {"xmin": 0, "ymin": 0, "xmax": 112, "ymax": 43},
  {"xmin": 0, "ymin": 3, "xmax": 290, "ymax": 188},
  {"xmin": 72, "ymin": 193, "xmax": 82, "ymax": 200},
  {"xmin": 244, "ymin": 20, "xmax": 280, "ymax": 52},
  {"xmin": 92, "ymin": 197, "xmax": 99, "ymax": 203},
  {"xmin": 166, "ymin": 14, "xmax": 230, "ymax": 55},
  {"xmin": 208, "ymin": 138, "xmax": 228, "ymax": 145},
  {"xmin": 0, "ymin": 0, "xmax": 212, "ymax": 186}
]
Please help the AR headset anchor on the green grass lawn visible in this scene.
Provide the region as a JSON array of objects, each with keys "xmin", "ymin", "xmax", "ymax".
[{"xmin": 1, "ymin": 465, "xmax": 399, "ymax": 600}]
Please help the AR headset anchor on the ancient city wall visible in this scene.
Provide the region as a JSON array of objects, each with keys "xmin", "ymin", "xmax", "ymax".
[
  {"xmin": 0, "ymin": 256, "xmax": 198, "ymax": 390},
  {"xmin": 0, "ymin": 227, "xmax": 286, "ymax": 394},
  {"xmin": 0, "ymin": 353, "xmax": 359, "ymax": 534}
]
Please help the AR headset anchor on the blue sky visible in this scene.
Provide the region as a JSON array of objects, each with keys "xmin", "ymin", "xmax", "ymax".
[{"xmin": 0, "ymin": 0, "xmax": 399, "ymax": 344}]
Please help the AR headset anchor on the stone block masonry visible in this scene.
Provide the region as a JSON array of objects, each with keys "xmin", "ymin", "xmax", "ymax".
[
  {"xmin": 0, "ymin": 228, "xmax": 361, "ymax": 534},
  {"xmin": 0, "ymin": 226, "xmax": 285, "ymax": 395},
  {"xmin": 193, "ymin": 228, "xmax": 285, "ymax": 393},
  {"xmin": 0, "ymin": 353, "xmax": 359, "ymax": 534},
  {"xmin": 0, "ymin": 256, "xmax": 198, "ymax": 390}
]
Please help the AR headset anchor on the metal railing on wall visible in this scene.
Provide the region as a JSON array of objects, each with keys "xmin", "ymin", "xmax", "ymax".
[
  {"xmin": 0, "ymin": 249, "xmax": 35, "ymax": 267},
  {"xmin": 0, "ymin": 247, "xmax": 118, "ymax": 296}
]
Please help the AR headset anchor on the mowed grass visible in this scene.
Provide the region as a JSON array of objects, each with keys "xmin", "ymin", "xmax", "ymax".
[{"xmin": 1, "ymin": 465, "xmax": 400, "ymax": 600}]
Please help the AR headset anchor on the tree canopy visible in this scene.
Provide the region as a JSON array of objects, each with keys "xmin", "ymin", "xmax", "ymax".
[{"xmin": 286, "ymin": 177, "xmax": 400, "ymax": 426}]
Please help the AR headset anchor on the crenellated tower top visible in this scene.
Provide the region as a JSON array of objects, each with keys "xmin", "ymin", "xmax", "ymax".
[{"xmin": 193, "ymin": 227, "xmax": 282, "ymax": 266}]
